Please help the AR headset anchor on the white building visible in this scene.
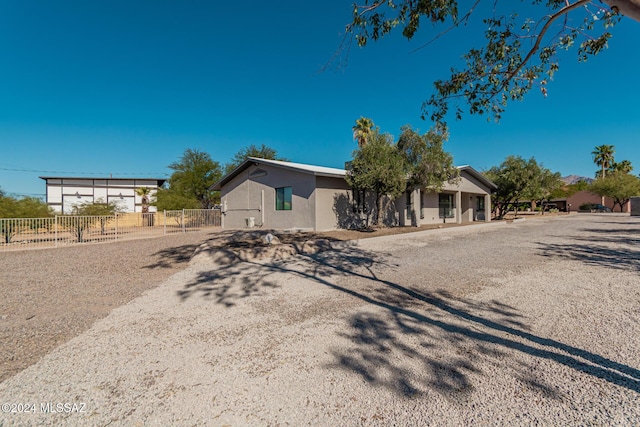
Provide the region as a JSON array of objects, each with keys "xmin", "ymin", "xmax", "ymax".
[{"xmin": 39, "ymin": 176, "xmax": 166, "ymax": 214}]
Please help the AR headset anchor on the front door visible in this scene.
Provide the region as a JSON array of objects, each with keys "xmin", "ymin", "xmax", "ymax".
[{"xmin": 475, "ymin": 196, "xmax": 485, "ymax": 221}]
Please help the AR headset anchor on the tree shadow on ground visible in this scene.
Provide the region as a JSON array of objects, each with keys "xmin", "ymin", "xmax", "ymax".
[
  {"xmin": 143, "ymin": 244, "xmax": 202, "ymax": 269},
  {"xmin": 579, "ymin": 227, "xmax": 640, "ymax": 235},
  {"xmin": 537, "ymin": 227, "xmax": 640, "ymax": 271},
  {"xmin": 178, "ymin": 243, "xmax": 640, "ymax": 398},
  {"xmin": 539, "ymin": 242, "xmax": 640, "ymax": 271}
]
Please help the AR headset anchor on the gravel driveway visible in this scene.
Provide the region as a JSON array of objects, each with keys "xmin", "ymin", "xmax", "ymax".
[{"xmin": 1, "ymin": 214, "xmax": 638, "ymax": 426}]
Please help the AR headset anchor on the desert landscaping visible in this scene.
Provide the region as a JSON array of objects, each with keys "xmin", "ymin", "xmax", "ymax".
[{"xmin": 0, "ymin": 213, "xmax": 638, "ymax": 426}]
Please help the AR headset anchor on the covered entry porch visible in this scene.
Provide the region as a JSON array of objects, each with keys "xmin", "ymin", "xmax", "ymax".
[
  {"xmin": 398, "ymin": 165, "xmax": 497, "ymax": 227},
  {"xmin": 400, "ymin": 189, "xmax": 492, "ymax": 226}
]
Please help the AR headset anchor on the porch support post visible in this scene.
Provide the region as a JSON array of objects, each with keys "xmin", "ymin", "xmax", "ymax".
[
  {"xmin": 411, "ymin": 189, "xmax": 421, "ymax": 227},
  {"xmin": 485, "ymin": 194, "xmax": 492, "ymax": 222},
  {"xmin": 456, "ymin": 191, "xmax": 462, "ymax": 224}
]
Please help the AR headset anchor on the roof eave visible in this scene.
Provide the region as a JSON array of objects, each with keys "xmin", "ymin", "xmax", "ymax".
[
  {"xmin": 457, "ymin": 165, "xmax": 498, "ymax": 190},
  {"xmin": 210, "ymin": 157, "xmax": 346, "ymax": 190}
]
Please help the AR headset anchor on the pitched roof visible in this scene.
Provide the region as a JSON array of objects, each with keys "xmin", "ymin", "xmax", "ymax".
[
  {"xmin": 211, "ymin": 158, "xmax": 497, "ymax": 192},
  {"xmin": 210, "ymin": 157, "xmax": 346, "ymax": 190},
  {"xmin": 456, "ymin": 165, "xmax": 498, "ymax": 190}
]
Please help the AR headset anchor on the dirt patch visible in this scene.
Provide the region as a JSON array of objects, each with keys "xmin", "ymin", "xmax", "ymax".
[{"xmin": 0, "ymin": 231, "xmax": 213, "ymax": 383}]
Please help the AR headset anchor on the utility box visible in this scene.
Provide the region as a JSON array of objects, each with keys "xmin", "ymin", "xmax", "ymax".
[
  {"xmin": 631, "ymin": 197, "xmax": 640, "ymax": 216},
  {"xmin": 245, "ymin": 217, "xmax": 255, "ymax": 228}
]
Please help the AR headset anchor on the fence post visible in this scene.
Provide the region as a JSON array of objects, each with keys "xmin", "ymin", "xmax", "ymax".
[
  {"xmin": 55, "ymin": 215, "xmax": 58, "ymax": 248},
  {"xmin": 115, "ymin": 214, "xmax": 118, "ymax": 241},
  {"xmin": 182, "ymin": 209, "xmax": 186, "ymax": 233},
  {"xmin": 163, "ymin": 210, "xmax": 167, "ymax": 235}
]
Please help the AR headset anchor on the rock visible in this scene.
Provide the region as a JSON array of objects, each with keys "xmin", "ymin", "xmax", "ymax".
[
  {"xmin": 261, "ymin": 233, "xmax": 280, "ymax": 245},
  {"xmin": 300, "ymin": 239, "xmax": 332, "ymax": 255},
  {"xmin": 238, "ymin": 244, "xmax": 296, "ymax": 261}
]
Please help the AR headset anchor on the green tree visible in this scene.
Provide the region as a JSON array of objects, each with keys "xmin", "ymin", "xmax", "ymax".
[
  {"xmin": 484, "ymin": 156, "xmax": 547, "ymax": 219},
  {"xmin": 397, "ymin": 124, "xmax": 459, "ymax": 192},
  {"xmin": 346, "ymin": 130, "xmax": 406, "ymax": 226},
  {"xmin": 589, "ymin": 171, "xmax": 640, "ymax": 211},
  {"xmin": 529, "ymin": 168, "xmax": 564, "ymax": 214},
  {"xmin": 225, "ymin": 144, "xmax": 287, "ymax": 175},
  {"xmin": 155, "ymin": 187, "xmax": 200, "ymax": 211},
  {"xmin": 592, "ymin": 144, "xmax": 616, "ymax": 204},
  {"xmin": 352, "ymin": 117, "xmax": 375, "ymax": 148},
  {"xmin": 592, "ymin": 144, "xmax": 616, "ymax": 179},
  {"xmin": 397, "ymin": 124, "xmax": 459, "ymax": 225},
  {"xmin": 158, "ymin": 148, "xmax": 222, "ymax": 210},
  {"xmin": 343, "ymin": 1, "xmax": 629, "ymax": 124},
  {"xmin": 67, "ymin": 199, "xmax": 123, "ymax": 240},
  {"xmin": 613, "ymin": 159, "xmax": 633, "ymax": 173},
  {"xmin": 0, "ymin": 192, "xmax": 53, "ymax": 243}
]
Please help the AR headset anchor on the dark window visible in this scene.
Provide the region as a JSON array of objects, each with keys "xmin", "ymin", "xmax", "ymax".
[
  {"xmin": 477, "ymin": 196, "xmax": 485, "ymax": 211},
  {"xmin": 439, "ymin": 193, "xmax": 454, "ymax": 218},
  {"xmin": 275, "ymin": 187, "xmax": 292, "ymax": 210}
]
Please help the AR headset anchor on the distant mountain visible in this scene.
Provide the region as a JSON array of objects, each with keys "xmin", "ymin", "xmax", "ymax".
[{"xmin": 562, "ymin": 175, "xmax": 593, "ymax": 185}]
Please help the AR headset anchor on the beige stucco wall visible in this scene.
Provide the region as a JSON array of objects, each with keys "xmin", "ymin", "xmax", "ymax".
[
  {"xmin": 443, "ymin": 171, "xmax": 489, "ymax": 193},
  {"xmin": 220, "ymin": 164, "xmax": 317, "ymax": 230},
  {"xmin": 314, "ymin": 176, "xmax": 352, "ymax": 231},
  {"xmin": 421, "ymin": 192, "xmax": 447, "ymax": 224}
]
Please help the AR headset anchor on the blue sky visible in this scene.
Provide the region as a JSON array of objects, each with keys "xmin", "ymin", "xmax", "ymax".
[{"xmin": 1, "ymin": 1, "xmax": 639, "ymax": 198}]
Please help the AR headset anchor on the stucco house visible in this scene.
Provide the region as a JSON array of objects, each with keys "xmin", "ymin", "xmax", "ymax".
[
  {"xmin": 40, "ymin": 176, "xmax": 166, "ymax": 214},
  {"xmin": 210, "ymin": 157, "xmax": 497, "ymax": 231}
]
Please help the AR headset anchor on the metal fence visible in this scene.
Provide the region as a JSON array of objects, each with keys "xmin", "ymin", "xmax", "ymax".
[{"xmin": 0, "ymin": 209, "xmax": 221, "ymax": 251}]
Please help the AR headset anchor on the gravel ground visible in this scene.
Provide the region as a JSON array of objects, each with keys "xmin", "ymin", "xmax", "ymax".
[
  {"xmin": 0, "ymin": 230, "xmax": 216, "ymax": 383},
  {"xmin": 1, "ymin": 214, "xmax": 639, "ymax": 426}
]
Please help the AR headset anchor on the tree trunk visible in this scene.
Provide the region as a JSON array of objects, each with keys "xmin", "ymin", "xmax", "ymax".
[{"xmin": 376, "ymin": 192, "xmax": 383, "ymax": 226}]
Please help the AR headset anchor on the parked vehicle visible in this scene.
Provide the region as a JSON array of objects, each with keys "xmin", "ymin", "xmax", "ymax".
[
  {"xmin": 592, "ymin": 204, "xmax": 612, "ymax": 212},
  {"xmin": 579, "ymin": 203, "xmax": 612, "ymax": 213}
]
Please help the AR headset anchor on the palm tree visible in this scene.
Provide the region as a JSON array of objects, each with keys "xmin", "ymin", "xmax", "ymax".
[
  {"xmin": 614, "ymin": 160, "xmax": 633, "ymax": 174},
  {"xmin": 352, "ymin": 117, "xmax": 375, "ymax": 148},
  {"xmin": 592, "ymin": 145, "xmax": 615, "ymax": 179},
  {"xmin": 135, "ymin": 187, "xmax": 152, "ymax": 225},
  {"xmin": 592, "ymin": 144, "xmax": 615, "ymax": 204}
]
